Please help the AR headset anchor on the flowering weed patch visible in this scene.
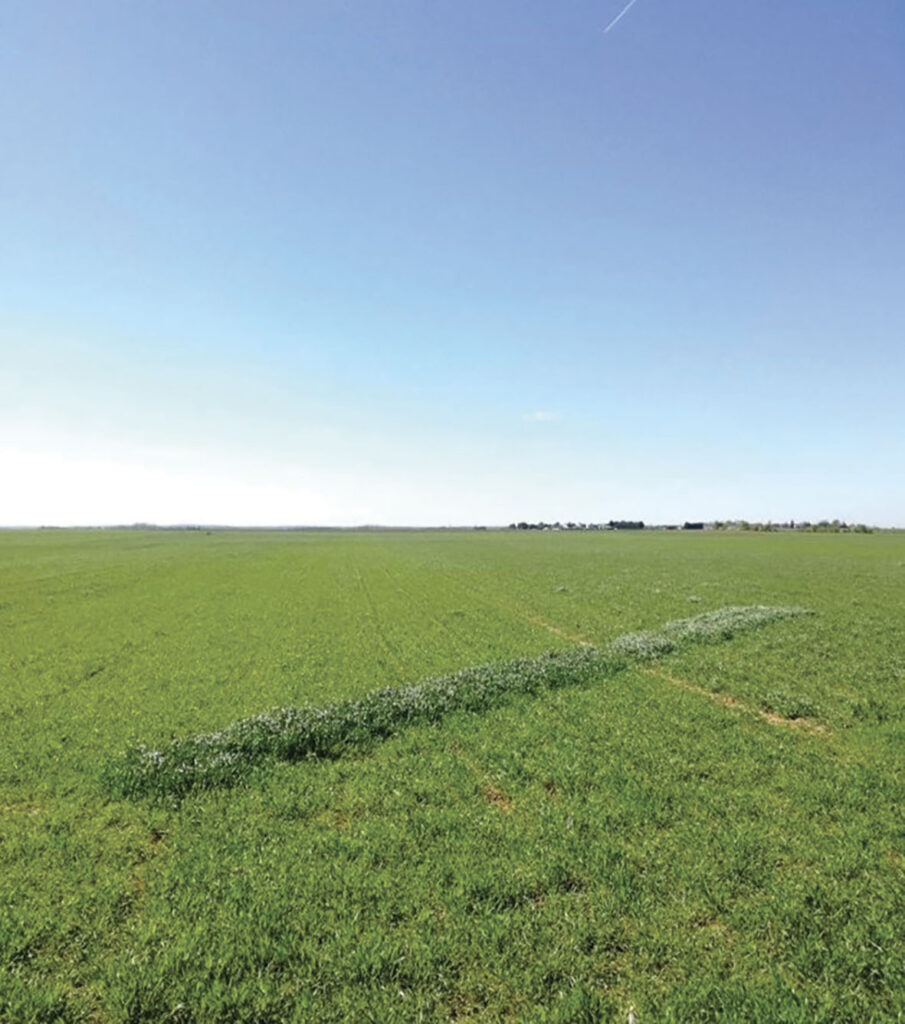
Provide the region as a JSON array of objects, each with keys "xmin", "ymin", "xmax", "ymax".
[
  {"xmin": 608, "ymin": 605, "xmax": 811, "ymax": 660},
  {"xmin": 103, "ymin": 647, "xmax": 611, "ymax": 798},
  {"xmin": 106, "ymin": 605, "xmax": 810, "ymax": 799}
]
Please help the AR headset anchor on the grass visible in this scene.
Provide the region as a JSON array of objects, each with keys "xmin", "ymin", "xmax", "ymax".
[{"xmin": 1, "ymin": 529, "xmax": 904, "ymax": 1021}]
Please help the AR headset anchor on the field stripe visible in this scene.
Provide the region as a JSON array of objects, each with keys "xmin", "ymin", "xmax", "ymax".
[
  {"xmin": 104, "ymin": 647, "xmax": 609, "ymax": 799},
  {"xmin": 104, "ymin": 605, "xmax": 811, "ymax": 800}
]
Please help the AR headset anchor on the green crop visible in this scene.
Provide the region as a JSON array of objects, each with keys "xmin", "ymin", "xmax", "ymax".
[{"xmin": 2, "ymin": 529, "xmax": 904, "ymax": 1022}]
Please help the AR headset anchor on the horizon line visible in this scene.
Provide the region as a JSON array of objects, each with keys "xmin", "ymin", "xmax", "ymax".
[{"xmin": 0, "ymin": 520, "xmax": 895, "ymax": 532}]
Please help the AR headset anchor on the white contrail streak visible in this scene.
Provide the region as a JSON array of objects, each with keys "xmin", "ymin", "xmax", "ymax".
[{"xmin": 604, "ymin": 0, "xmax": 640, "ymax": 33}]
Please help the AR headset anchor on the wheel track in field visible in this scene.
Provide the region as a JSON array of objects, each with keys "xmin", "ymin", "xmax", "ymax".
[
  {"xmin": 438, "ymin": 569, "xmax": 597, "ymax": 649},
  {"xmin": 369, "ymin": 563, "xmax": 554, "ymax": 661},
  {"xmin": 351, "ymin": 559, "xmax": 493, "ymax": 679},
  {"xmin": 518, "ymin": 611, "xmax": 594, "ymax": 647},
  {"xmin": 368, "ymin": 562, "xmax": 486, "ymax": 666},
  {"xmin": 447, "ymin": 743, "xmax": 514, "ymax": 814},
  {"xmin": 347, "ymin": 556, "xmax": 408, "ymax": 681},
  {"xmin": 641, "ymin": 664, "xmax": 829, "ymax": 736},
  {"xmin": 365, "ymin": 548, "xmax": 598, "ymax": 653}
]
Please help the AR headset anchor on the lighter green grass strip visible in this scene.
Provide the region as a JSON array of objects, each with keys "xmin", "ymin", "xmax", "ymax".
[{"xmin": 104, "ymin": 605, "xmax": 810, "ymax": 799}]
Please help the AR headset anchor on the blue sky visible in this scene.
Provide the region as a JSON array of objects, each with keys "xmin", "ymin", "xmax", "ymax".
[{"xmin": 2, "ymin": 0, "xmax": 903, "ymax": 526}]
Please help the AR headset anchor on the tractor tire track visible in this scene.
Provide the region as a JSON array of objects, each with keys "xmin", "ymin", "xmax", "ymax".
[{"xmin": 641, "ymin": 664, "xmax": 829, "ymax": 736}]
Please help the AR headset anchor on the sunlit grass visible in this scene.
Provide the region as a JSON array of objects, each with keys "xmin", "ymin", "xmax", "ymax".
[{"xmin": 2, "ymin": 529, "xmax": 904, "ymax": 1022}]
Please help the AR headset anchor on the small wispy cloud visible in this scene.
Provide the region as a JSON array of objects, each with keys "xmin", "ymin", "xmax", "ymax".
[
  {"xmin": 604, "ymin": 0, "xmax": 640, "ymax": 33},
  {"xmin": 522, "ymin": 411, "xmax": 560, "ymax": 423}
]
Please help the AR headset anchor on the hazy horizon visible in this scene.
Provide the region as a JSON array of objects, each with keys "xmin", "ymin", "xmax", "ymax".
[{"xmin": 2, "ymin": 518, "xmax": 895, "ymax": 531}]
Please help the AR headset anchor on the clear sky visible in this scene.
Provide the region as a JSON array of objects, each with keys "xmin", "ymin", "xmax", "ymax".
[{"xmin": 2, "ymin": 1, "xmax": 903, "ymax": 526}]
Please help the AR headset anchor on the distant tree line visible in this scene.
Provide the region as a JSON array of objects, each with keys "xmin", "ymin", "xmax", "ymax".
[
  {"xmin": 711, "ymin": 519, "xmax": 873, "ymax": 533},
  {"xmin": 507, "ymin": 519, "xmax": 876, "ymax": 534}
]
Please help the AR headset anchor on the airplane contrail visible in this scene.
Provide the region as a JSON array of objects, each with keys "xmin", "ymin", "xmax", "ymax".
[{"xmin": 604, "ymin": 0, "xmax": 641, "ymax": 33}]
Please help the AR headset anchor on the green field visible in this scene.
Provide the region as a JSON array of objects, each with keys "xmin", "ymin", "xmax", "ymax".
[{"xmin": 2, "ymin": 529, "xmax": 904, "ymax": 1022}]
